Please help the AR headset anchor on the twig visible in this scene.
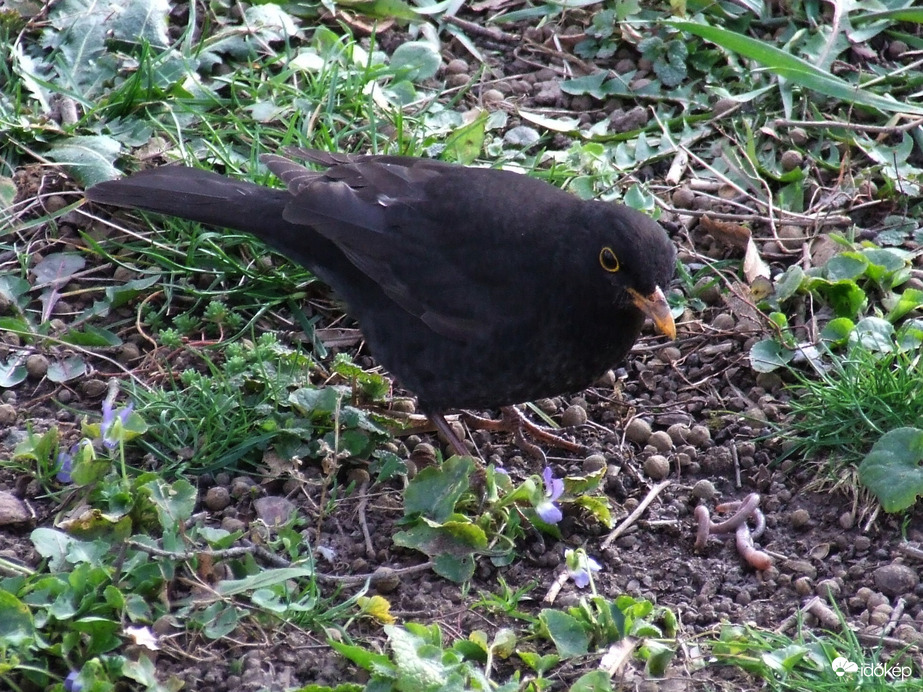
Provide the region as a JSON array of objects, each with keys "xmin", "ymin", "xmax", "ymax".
[
  {"xmin": 356, "ymin": 479, "xmax": 376, "ymax": 560},
  {"xmin": 771, "ymin": 117, "xmax": 923, "ymax": 134},
  {"xmin": 601, "ymin": 480, "xmax": 671, "ymax": 550},
  {"xmin": 443, "ymin": 15, "xmax": 520, "ymax": 43}
]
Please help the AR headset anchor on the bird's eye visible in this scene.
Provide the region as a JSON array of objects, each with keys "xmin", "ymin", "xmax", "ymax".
[{"xmin": 599, "ymin": 247, "xmax": 620, "ymax": 272}]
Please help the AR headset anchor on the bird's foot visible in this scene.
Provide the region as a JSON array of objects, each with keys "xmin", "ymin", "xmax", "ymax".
[{"xmin": 462, "ymin": 405, "xmax": 588, "ymax": 463}]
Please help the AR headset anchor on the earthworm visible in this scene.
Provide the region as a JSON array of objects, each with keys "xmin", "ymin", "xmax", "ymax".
[{"xmin": 694, "ymin": 493, "xmax": 771, "ymax": 570}]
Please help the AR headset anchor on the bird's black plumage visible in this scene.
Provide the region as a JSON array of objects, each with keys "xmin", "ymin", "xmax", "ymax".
[{"xmin": 86, "ymin": 149, "xmax": 676, "ymax": 449}]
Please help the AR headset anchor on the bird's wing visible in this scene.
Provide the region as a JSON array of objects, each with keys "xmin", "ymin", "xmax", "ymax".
[{"xmin": 263, "ymin": 153, "xmax": 565, "ymax": 342}]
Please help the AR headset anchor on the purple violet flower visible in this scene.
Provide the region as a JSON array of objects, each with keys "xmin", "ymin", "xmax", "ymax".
[
  {"xmin": 101, "ymin": 400, "xmax": 133, "ymax": 449},
  {"xmin": 536, "ymin": 467, "xmax": 564, "ymax": 524},
  {"xmin": 566, "ymin": 549, "xmax": 601, "ymax": 588},
  {"xmin": 56, "ymin": 449, "xmax": 73, "ymax": 483}
]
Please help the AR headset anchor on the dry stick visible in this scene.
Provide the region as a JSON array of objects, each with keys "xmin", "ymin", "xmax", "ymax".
[
  {"xmin": 664, "ymin": 204, "xmax": 852, "ymax": 228},
  {"xmin": 356, "ymin": 479, "xmax": 376, "ymax": 560},
  {"xmin": 897, "ymin": 543, "xmax": 923, "ymax": 561},
  {"xmin": 442, "ymin": 15, "xmax": 520, "ymax": 43},
  {"xmin": 601, "ymin": 480, "xmax": 672, "ymax": 550},
  {"xmin": 125, "ymin": 538, "xmax": 433, "ymax": 585},
  {"xmin": 542, "ymin": 570, "xmax": 570, "ymax": 605},
  {"xmin": 881, "ymin": 598, "xmax": 906, "ymax": 639},
  {"xmin": 771, "ymin": 116, "xmax": 923, "ymax": 134},
  {"xmin": 599, "ymin": 638, "xmax": 639, "ymax": 676}
]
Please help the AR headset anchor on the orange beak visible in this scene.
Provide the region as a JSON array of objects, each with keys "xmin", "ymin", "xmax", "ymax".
[{"xmin": 628, "ymin": 286, "xmax": 676, "ymax": 340}]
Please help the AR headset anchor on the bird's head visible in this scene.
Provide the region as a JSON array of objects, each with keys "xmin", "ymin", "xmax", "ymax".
[{"xmin": 591, "ymin": 203, "xmax": 677, "ymax": 340}]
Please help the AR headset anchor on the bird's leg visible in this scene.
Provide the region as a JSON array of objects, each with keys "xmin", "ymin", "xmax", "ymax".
[
  {"xmin": 430, "ymin": 412, "xmax": 474, "ymax": 458},
  {"xmin": 462, "ymin": 405, "xmax": 588, "ymax": 461}
]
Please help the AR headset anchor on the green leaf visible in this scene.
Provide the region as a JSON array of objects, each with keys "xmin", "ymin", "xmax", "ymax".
[
  {"xmin": 0, "ymin": 590, "xmax": 35, "ymax": 647},
  {"xmin": 330, "ymin": 639, "xmax": 395, "ymax": 673},
  {"xmin": 821, "ymin": 317, "xmax": 854, "ymax": 345},
  {"xmin": 825, "ymin": 254, "xmax": 868, "ymax": 281},
  {"xmin": 144, "ymin": 478, "xmax": 197, "ymax": 530},
  {"xmin": 386, "ymin": 625, "xmax": 450, "ymax": 689},
  {"xmin": 539, "ymin": 609, "xmax": 589, "ymax": 658},
  {"xmin": 432, "ymin": 553, "xmax": 476, "ymax": 583},
  {"xmin": 570, "ymin": 670, "xmax": 613, "ymax": 692},
  {"xmin": 850, "ymin": 316, "xmax": 894, "ymax": 352},
  {"xmin": 814, "ymin": 279, "xmax": 867, "ymax": 318},
  {"xmin": 218, "ymin": 567, "xmax": 315, "ymax": 596},
  {"xmin": 403, "ymin": 455, "xmax": 474, "ymax": 521},
  {"xmin": 46, "ymin": 355, "xmax": 88, "ymax": 383},
  {"xmin": 389, "ymin": 41, "xmax": 441, "ymax": 82},
  {"xmin": 887, "ymin": 288, "xmax": 923, "ymax": 323},
  {"xmin": 749, "ymin": 339, "xmax": 793, "ymax": 372},
  {"xmin": 443, "ymin": 114, "xmax": 487, "ymax": 165},
  {"xmin": 859, "ymin": 427, "xmax": 923, "ymax": 512},
  {"xmin": 0, "ymin": 355, "xmax": 28, "ymax": 388},
  {"xmin": 45, "ymin": 135, "xmax": 122, "ymax": 187}
]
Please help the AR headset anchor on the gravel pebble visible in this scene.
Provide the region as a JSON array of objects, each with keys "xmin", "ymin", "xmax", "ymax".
[
  {"xmin": 625, "ymin": 418, "xmax": 652, "ymax": 444},
  {"xmin": 643, "ymin": 455, "xmax": 670, "ymax": 480},
  {"xmin": 873, "ymin": 563, "xmax": 919, "ymax": 597},
  {"xmin": 648, "ymin": 430, "xmax": 673, "ymax": 452}
]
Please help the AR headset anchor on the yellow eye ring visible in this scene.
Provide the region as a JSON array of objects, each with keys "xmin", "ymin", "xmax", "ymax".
[{"xmin": 599, "ymin": 247, "xmax": 620, "ymax": 272}]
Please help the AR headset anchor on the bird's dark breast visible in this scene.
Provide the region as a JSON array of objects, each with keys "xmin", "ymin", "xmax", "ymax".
[{"xmin": 353, "ymin": 298, "xmax": 645, "ymax": 411}]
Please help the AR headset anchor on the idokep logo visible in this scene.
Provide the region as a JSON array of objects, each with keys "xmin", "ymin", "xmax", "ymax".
[
  {"xmin": 832, "ymin": 657, "xmax": 859, "ymax": 676},
  {"xmin": 831, "ymin": 656, "xmax": 915, "ymax": 681}
]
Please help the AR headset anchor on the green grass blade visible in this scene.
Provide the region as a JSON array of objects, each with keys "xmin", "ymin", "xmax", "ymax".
[{"xmin": 669, "ymin": 20, "xmax": 923, "ymax": 116}]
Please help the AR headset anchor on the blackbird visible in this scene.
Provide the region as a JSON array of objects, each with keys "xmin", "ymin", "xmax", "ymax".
[{"xmin": 86, "ymin": 148, "xmax": 676, "ymax": 456}]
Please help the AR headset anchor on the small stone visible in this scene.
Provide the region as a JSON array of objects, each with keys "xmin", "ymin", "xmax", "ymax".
[
  {"xmin": 643, "ymin": 454, "xmax": 670, "ymax": 480},
  {"xmin": 691, "ymin": 479, "xmax": 716, "ymax": 500},
  {"xmin": 755, "ymin": 371, "xmax": 783, "ymax": 391},
  {"xmin": 888, "ymin": 40, "xmax": 909, "ymax": 59},
  {"xmin": 711, "ymin": 313, "xmax": 735, "ymax": 331},
  {"xmin": 445, "ymin": 58, "xmax": 468, "ymax": 74},
  {"xmin": 658, "ymin": 346, "xmax": 681, "ymax": 363},
  {"xmin": 583, "ymin": 454, "xmax": 606, "ymax": 474},
  {"xmin": 790, "ymin": 508, "xmax": 811, "ymax": 529},
  {"xmin": 666, "ymin": 423, "xmax": 690, "ymax": 445},
  {"xmin": 780, "ymin": 150, "xmax": 804, "ymax": 171},
  {"xmin": 816, "ymin": 578, "xmax": 841, "ymax": 600},
  {"xmin": 873, "ymin": 564, "xmax": 919, "ymax": 597},
  {"xmin": 793, "ymin": 577, "xmax": 813, "ymax": 596},
  {"xmin": 0, "ymin": 403, "xmax": 15, "ymax": 425},
  {"xmin": 0, "ymin": 491, "xmax": 31, "ymax": 525},
  {"xmin": 686, "ymin": 425, "xmax": 711, "ymax": 447},
  {"xmin": 777, "ymin": 225, "xmax": 806, "ymax": 251},
  {"xmin": 482, "ymin": 89, "xmax": 504, "ymax": 105},
  {"xmin": 625, "ymin": 418, "xmax": 652, "ymax": 444},
  {"xmin": 693, "ymin": 277, "xmax": 721, "ymax": 304},
  {"xmin": 671, "ymin": 187, "xmax": 695, "ymax": 209},
  {"xmin": 838, "ymin": 511, "xmax": 855, "ymax": 529},
  {"xmin": 26, "ymin": 354, "xmax": 49, "ymax": 378},
  {"xmin": 79, "ymin": 379, "xmax": 108, "ymax": 398},
  {"xmin": 117, "ymin": 342, "xmax": 141, "ymax": 364},
  {"xmin": 204, "ymin": 486, "xmax": 231, "ymax": 511},
  {"xmin": 221, "ymin": 517, "xmax": 246, "ymax": 533},
  {"xmin": 561, "ymin": 404, "xmax": 587, "ymax": 427},
  {"xmin": 648, "ymin": 431, "xmax": 673, "ymax": 452},
  {"xmin": 713, "ymin": 98, "xmax": 737, "ymax": 116},
  {"xmin": 535, "ymin": 398, "xmax": 558, "ymax": 414},
  {"xmin": 391, "ymin": 398, "xmax": 416, "ymax": 414},
  {"xmin": 253, "ymin": 496, "xmax": 296, "ymax": 527},
  {"xmin": 230, "ymin": 476, "xmax": 257, "ymax": 498},
  {"xmin": 446, "ymin": 73, "xmax": 470, "ymax": 88},
  {"xmin": 789, "ymin": 127, "xmax": 808, "ymax": 146},
  {"xmin": 371, "ymin": 567, "xmax": 400, "ymax": 594},
  {"xmin": 783, "ymin": 560, "xmax": 817, "ymax": 579},
  {"xmin": 348, "ymin": 468, "xmax": 371, "ymax": 485}
]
